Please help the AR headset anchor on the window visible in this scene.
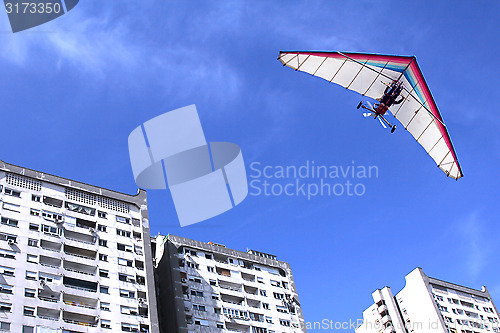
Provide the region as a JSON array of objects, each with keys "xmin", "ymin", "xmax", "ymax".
[
  {"xmin": 119, "ymin": 273, "xmax": 135, "ymax": 283},
  {"xmin": 25, "ymin": 288, "xmax": 36, "ymax": 298},
  {"xmin": 280, "ymin": 319, "xmax": 290, "ymax": 327},
  {"xmin": 134, "ymin": 245, "xmax": 143, "ymax": 255},
  {"xmin": 98, "ymin": 211, "xmax": 107, "ymax": 218},
  {"xmin": 257, "ymin": 277, "xmax": 264, "ymax": 283},
  {"xmin": 30, "ymin": 208, "xmax": 40, "ymax": 216},
  {"xmin": 192, "ymin": 304, "xmax": 206, "ymax": 311},
  {"xmin": 273, "ymin": 292, "xmax": 284, "ymax": 300},
  {"xmin": 270, "ymin": 280, "xmax": 280, "ymax": 287},
  {"xmin": 99, "ymin": 270, "xmax": 109, "ymax": 278},
  {"xmin": 263, "ymin": 303, "xmax": 269, "ymax": 310},
  {"xmin": 24, "ymin": 306, "xmax": 35, "ymax": 316},
  {"xmin": 116, "ymin": 216, "xmax": 130, "ymax": 224},
  {"xmin": 27, "ymin": 254, "xmax": 37, "ymax": 263},
  {"xmin": 131, "ymin": 218, "xmax": 140, "ymax": 227},
  {"xmin": 0, "ymin": 250, "xmax": 15, "ymax": 260},
  {"xmin": 189, "ymin": 277, "xmax": 202, "ymax": 283},
  {"xmin": 186, "ymin": 262, "xmax": 199, "ymax": 269},
  {"xmin": 120, "ymin": 289, "xmax": 135, "ymax": 299},
  {"xmin": 101, "ymin": 319, "xmax": 111, "ymax": 329},
  {"xmin": 29, "ymin": 223, "xmax": 39, "ymax": 231},
  {"xmin": 41, "ymin": 211, "xmax": 63, "ymax": 223},
  {"xmin": 118, "ymin": 258, "xmax": 133, "ymax": 267},
  {"xmin": 0, "ymin": 285, "xmax": 13, "ymax": 294},
  {"xmin": 190, "ymin": 290, "xmax": 203, "ymax": 297},
  {"xmin": 2, "ymin": 202, "xmax": 20, "ymax": 212},
  {"xmin": 133, "ymin": 231, "xmax": 142, "ymax": 240},
  {"xmin": 205, "ymin": 253, "xmax": 212, "ymax": 260},
  {"xmin": 0, "ymin": 233, "xmax": 16, "ymax": 243},
  {"xmin": 0, "ymin": 322, "xmax": 11, "ymax": 331},
  {"xmin": 214, "ymin": 307, "xmax": 221, "ymax": 314},
  {"xmin": 99, "ymin": 254, "xmax": 108, "ymax": 261},
  {"xmin": 41, "ymin": 224, "xmax": 61, "ymax": 236},
  {"xmin": 136, "ymin": 275, "xmax": 145, "ymax": 285},
  {"xmin": 117, "ymin": 229, "xmax": 131, "ymax": 237},
  {"xmin": 0, "ymin": 266, "xmax": 14, "ymax": 277},
  {"xmin": 26, "ymin": 271, "xmax": 37, "ymax": 280},
  {"xmin": 121, "ymin": 305, "xmax": 138, "ymax": 315},
  {"xmin": 4, "ymin": 188, "xmax": 21, "ymax": 197},
  {"xmin": 28, "ymin": 239, "xmax": 38, "ymax": 247},
  {"xmin": 210, "ymin": 280, "xmax": 217, "ymax": 286},
  {"xmin": 97, "ymin": 224, "xmax": 107, "ymax": 232},
  {"xmin": 99, "ymin": 239, "xmax": 108, "ymax": 247},
  {"xmin": 100, "ymin": 302, "xmax": 111, "ymax": 311},
  {"xmin": 0, "ymin": 302, "xmax": 12, "ymax": 312},
  {"xmin": 207, "ymin": 266, "xmax": 215, "ymax": 273},
  {"xmin": 0, "ymin": 217, "xmax": 18, "ymax": 227},
  {"xmin": 32, "ymin": 194, "xmax": 41, "ymax": 202},
  {"xmin": 266, "ymin": 316, "xmax": 273, "ymax": 323},
  {"xmin": 117, "ymin": 243, "xmax": 133, "ymax": 252},
  {"xmin": 100, "ymin": 286, "xmax": 109, "ymax": 294},
  {"xmin": 121, "ymin": 323, "xmax": 139, "ymax": 332}
]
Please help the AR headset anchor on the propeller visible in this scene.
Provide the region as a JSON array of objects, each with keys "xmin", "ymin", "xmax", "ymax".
[{"xmin": 377, "ymin": 117, "xmax": 387, "ymax": 129}]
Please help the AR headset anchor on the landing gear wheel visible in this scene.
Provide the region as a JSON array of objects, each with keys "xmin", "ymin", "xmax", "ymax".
[
  {"xmin": 391, "ymin": 125, "xmax": 396, "ymax": 133},
  {"xmin": 357, "ymin": 102, "xmax": 362, "ymax": 109}
]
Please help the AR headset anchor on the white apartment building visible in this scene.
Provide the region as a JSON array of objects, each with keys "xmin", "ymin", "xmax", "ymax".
[
  {"xmin": 152, "ymin": 234, "xmax": 307, "ymax": 333},
  {"xmin": 356, "ymin": 267, "xmax": 500, "ymax": 333},
  {"xmin": 0, "ymin": 159, "xmax": 159, "ymax": 333}
]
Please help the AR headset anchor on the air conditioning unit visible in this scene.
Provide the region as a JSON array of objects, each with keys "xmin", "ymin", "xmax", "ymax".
[
  {"xmin": 40, "ymin": 280, "xmax": 46, "ymax": 286},
  {"xmin": 181, "ymin": 278, "xmax": 187, "ymax": 283},
  {"xmin": 138, "ymin": 298, "xmax": 145, "ymax": 304},
  {"xmin": 7, "ymin": 239, "xmax": 16, "ymax": 245},
  {"xmin": 89, "ymin": 228, "xmax": 95, "ymax": 233}
]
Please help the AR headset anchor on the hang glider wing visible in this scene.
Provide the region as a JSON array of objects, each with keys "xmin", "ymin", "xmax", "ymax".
[{"xmin": 278, "ymin": 51, "xmax": 463, "ymax": 180}]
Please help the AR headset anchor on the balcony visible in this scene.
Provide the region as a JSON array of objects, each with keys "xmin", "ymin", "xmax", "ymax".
[
  {"xmin": 63, "ymin": 244, "xmax": 97, "ymax": 262},
  {"xmin": 64, "ymin": 229, "xmax": 96, "ymax": 247},
  {"xmin": 378, "ymin": 304, "xmax": 388, "ymax": 314},
  {"xmin": 40, "ymin": 239, "xmax": 62, "ymax": 252},
  {"xmin": 38, "ymin": 289, "xmax": 61, "ymax": 303},
  {"xmin": 62, "ymin": 310, "xmax": 98, "ymax": 328},
  {"xmin": 243, "ymin": 285, "xmax": 258, "ymax": 295},
  {"xmin": 246, "ymin": 298, "xmax": 261, "ymax": 309},
  {"xmin": 39, "ymin": 255, "xmax": 61, "ymax": 269},
  {"xmin": 37, "ymin": 306, "xmax": 60, "ymax": 321},
  {"xmin": 381, "ymin": 314, "xmax": 391, "ymax": 325},
  {"xmin": 63, "ymin": 260, "xmax": 97, "ymax": 278},
  {"xmin": 63, "ymin": 276, "xmax": 98, "ymax": 293},
  {"xmin": 225, "ymin": 322, "xmax": 250, "ymax": 333},
  {"xmin": 221, "ymin": 294, "xmax": 245, "ymax": 307}
]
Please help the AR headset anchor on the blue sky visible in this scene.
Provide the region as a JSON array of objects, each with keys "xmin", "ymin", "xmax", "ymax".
[{"xmin": 1, "ymin": 1, "xmax": 499, "ymax": 331}]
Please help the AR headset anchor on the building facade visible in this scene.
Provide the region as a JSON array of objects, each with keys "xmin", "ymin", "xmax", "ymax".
[
  {"xmin": 153, "ymin": 234, "xmax": 307, "ymax": 333},
  {"xmin": 0, "ymin": 159, "xmax": 159, "ymax": 333},
  {"xmin": 356, "ymin": 268, "xmax": 500, "ymax": 333}
]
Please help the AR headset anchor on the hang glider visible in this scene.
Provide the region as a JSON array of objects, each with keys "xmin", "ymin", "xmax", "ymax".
[{"xmin": 278, "ymin": 51, "xmax": 463, "ymax": 180}]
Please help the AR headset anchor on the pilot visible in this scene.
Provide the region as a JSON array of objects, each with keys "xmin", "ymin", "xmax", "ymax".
[{"xmin": 374, "ymin": 81, "xmax": 404, "ymax": 115}]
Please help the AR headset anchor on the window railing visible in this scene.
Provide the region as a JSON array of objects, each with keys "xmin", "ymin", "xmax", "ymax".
[
  {"xmin": 63, "ymin": 319, "xmax": 97, "ymax": 327},
  {"xmin": 65, "ymin": 236, "xmax": 95, "ymax": 245},
  {"xmin": 63, "ymin": 284, "xmax": 97, "ymax": 293},
  {"xmin": 65, "ymin": 252, "xmax": 95, "ymax": 260},
  {"xmin": 65, "ymin": 267, "xmax": 95, "ymax": 276},
  {"xmin": 64, "ymin": 300, "xmax": 96, "ymax": 309}
]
